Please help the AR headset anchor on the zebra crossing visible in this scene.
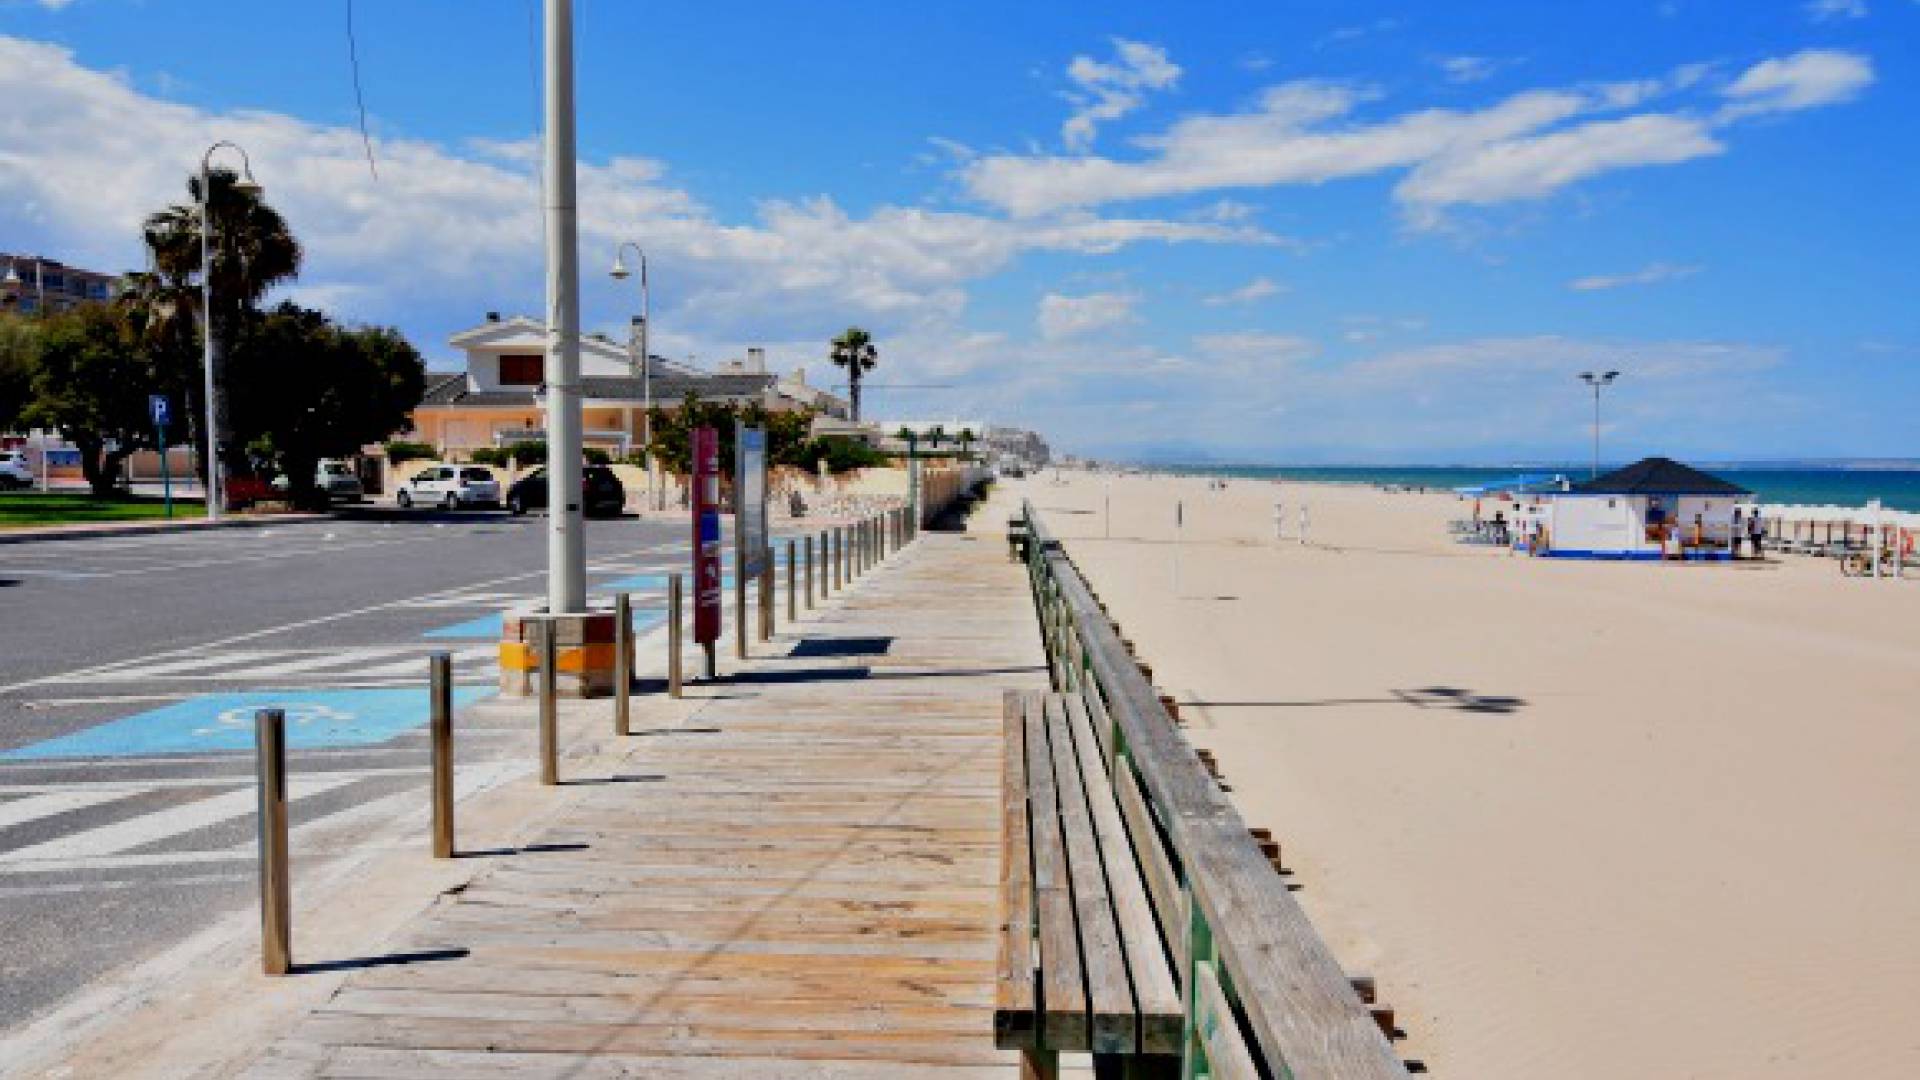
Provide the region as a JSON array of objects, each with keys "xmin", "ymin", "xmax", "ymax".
[
  {"xmin": 0, "ymin": 760, "xmax": 524, "ymax": 885},
  {"xmin": 44, "ymin": 643, "xmax": 496, "ymax": 689}
]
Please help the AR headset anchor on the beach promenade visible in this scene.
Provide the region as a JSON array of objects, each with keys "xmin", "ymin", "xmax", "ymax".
[
  {"xmin": 8, "ymin": 507, "xmax": 1048, "ymax": 1077},
  {"xmin": 1022, "ymin": 470, "xmax": 1920, "ymax": 1078}
]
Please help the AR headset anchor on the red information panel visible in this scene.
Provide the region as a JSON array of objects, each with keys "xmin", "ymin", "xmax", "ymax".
[{"xmin": 692, "ymin": 427, "xmax": 722, "ymax": 644}]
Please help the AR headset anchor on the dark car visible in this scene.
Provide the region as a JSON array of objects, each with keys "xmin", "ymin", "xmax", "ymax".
[{"xmin": 506, "ymin": 465, "xmax": 626, "ymax": 518}]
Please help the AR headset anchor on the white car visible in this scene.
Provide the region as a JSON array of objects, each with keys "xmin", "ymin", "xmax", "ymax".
[
  {"xmin": 0, "ymin": 450, "xmax": 33, "ymax": 489},
  {"xmin": 396, "ymin": 465, "xmax": 501, "ymax": 509}
]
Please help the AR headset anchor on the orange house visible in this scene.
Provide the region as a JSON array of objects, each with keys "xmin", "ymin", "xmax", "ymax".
[{"xmin": 405, "ymin": 314, "xmax": 836, "ymax": 459}]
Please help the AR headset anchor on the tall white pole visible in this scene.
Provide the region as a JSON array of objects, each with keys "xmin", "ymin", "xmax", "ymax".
[
  {"xmin": 200, "ymin": 175, "xmax": 221, "ymax": 521},
  {"xmin": 641, "ymin": 257, "xmax": 655, "ymax": 510},
  {"xmin": 543, "ymin": 0, "xmax": 586, "ymax": 613},
  {"xmin": 1591, "ymin": 383, "xmax": 1601, "ymax": 480}
]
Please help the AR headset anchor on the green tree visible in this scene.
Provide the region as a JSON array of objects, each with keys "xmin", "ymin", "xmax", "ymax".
[
  {"xmin": 224, "ymin": 303, "xmax": 424, "ymax": 505},
  {"xmin": 23, "ymin": 305, "xmax": 164, "ymax": 495},
  {"xmin": 646, "ymin": 394, "xmax": 822, "ymax": 479},
  {"xmin": 957, "ymin": 427, "xmax": 976, "ymax": 461},
  {"xmin": 0, "ymin": 314, "xmax": 39, "ymax": 433},
  {"xmin": 829, "ymin": 327, "xmax": 878, "ymax": 422},
  {"xmin": 142, "ymin": 167, "xmax": 303, "ymax": 480}
]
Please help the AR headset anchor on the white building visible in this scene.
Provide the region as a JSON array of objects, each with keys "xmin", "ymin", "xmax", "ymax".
[{"xmin": 1541, "ymin": 457, "xmax": 1752, "ymax": 560}]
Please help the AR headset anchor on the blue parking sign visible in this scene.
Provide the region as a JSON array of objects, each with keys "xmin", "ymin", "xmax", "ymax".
[{"xmin": 149, "ymin": 395, "xmax": 170, "ymax": 426}]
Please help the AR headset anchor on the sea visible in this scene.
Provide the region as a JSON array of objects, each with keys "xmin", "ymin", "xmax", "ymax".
[{"xmin": 1142, "ymin": 465, "xmax": 1920, "ymax": 513}]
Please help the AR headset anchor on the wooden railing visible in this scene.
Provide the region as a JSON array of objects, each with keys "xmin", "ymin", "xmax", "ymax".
[{"xmin": 1020, "ymin": 501, "xmax": 1407, "ymax": 1079}]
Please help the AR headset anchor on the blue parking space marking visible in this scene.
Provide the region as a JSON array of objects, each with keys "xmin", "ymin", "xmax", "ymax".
[
  {"xmin": 425, "ymin": 607, "xmax": 666, "ymax": 640},
  {"xmin": 2, "ymin": 687, "xmax": 492, "ymax": 759},
  {"xmin": 602, "ymin": 573, "xmax": 733, "ymax": 592},
  {"xmin": 423, "ymin": 612, "xmax": 506, "ymax": 639}
]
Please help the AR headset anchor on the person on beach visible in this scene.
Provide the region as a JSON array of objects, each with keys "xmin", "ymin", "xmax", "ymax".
[
  {"xmin": 1732, "ymin": 507, "xmax": 1745, "ymax": 559},
  {"xmin": 1747, "ymin": 507, "xmax": 1765, "ymax": 559}
]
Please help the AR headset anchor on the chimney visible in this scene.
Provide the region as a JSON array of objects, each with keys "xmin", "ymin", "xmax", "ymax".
[{"xmin": 747, "ymin": 347, "xmax": 766, "ymax": 373}]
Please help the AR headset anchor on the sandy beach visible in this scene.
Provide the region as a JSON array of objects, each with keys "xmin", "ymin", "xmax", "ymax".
[{"xmin": 1009, "ymin": 470, "xmax": 1920, "ymax": 1078}]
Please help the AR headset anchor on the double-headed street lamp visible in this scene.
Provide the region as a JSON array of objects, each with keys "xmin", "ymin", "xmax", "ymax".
[
  {"xmin": 199, "ymin": 141, "xmax": 263, "ymax": 520},
  {"xmin": 1577, "ymin": 369, "xmax": 1621, "ymax": 479},
  {"xmin": 609, "ymin": 243, "xmax": 652, "ymax": 508}
]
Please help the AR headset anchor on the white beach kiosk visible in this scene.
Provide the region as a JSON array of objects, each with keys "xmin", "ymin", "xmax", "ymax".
[{"xmin": 1542, "ymin": 457, "xmax": 1752, "ymax": 561}]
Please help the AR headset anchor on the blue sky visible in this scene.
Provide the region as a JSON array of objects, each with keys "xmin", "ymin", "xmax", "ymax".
[{"xmin": 2, "ymin": 0, "xmax": 1914, "ymax": 463}]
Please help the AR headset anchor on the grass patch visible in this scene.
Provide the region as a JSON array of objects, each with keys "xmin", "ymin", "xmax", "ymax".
[{"xmin": 0, "ymin": 492, "xmax": 208, "ymax": 529}]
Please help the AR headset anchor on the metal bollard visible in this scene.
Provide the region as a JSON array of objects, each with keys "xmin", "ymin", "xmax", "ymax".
[
  {"xmin": 832, "ymin": 529, "xmax": 841, "ymax": 592},
  {"xmin": 733, "ymin": 530, "xmax": 749, "ymax": 663},
  {"xmin": 614, "ymin": 592, "xmax": 632, "ymax": 736},
  {"xmin": 759, "ymin": 561, "xmax": 773, "ymax": 641},
  {"xmin": 668, "ymin": 573, "xmax": 683, "ymax": 698},
  {"xmin": 805, "ymin": 534, "xmax": 815, "ymax": 609},
  {"xmin": 255, "ymin": 708, "xmax": 291, "ymax": 975},
  {"xmin": 538, "ymin": 617, "xmax": 559, "ymax": 786},
  {"xmin": 787, "ymin": 540, "xmax": 798, "ymax": 622},
  {"xmin": 430, "ymin": 652, "xmax": 454, "ymax": 859}
]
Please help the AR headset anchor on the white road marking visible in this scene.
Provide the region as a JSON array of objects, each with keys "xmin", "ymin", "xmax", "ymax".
[
  {"xmin": 0, "ymin": 789, "xmax": 141, "ymax": 832},
  {"xmin": 86, "ymin": 651, "xmax": 281, "ymax": 680},
  {"xmin": 0, "ymin": 768, "xmax": 423, "ymax": 795},
  {"xmin": 351, "ymin": 645, "xmax": 493, "ymax": 680},
  {"xmin": 0, "ymin": 872, "xmax": 251, "ymax": 898},
  {"xmin": 35, "ymin": 644, "xmax": 496, "ymax": 686},
  {"xmin": 239, "ymin": 646, "xmax": 412, "ymax": 680},
  {"xmin": 0, "ymin": 774, "xmax": 357, "ymax": 869}
]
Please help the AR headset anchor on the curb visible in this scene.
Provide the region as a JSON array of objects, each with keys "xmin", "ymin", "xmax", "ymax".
[{"xmin": 0, "ymin": 513, "xmax": 331, "ymax": 546}]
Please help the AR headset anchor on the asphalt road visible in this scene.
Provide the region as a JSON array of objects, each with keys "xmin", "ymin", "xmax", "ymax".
[{"xmin": 0, "ymin": 507, "xmax": 735, "ymax": 1034}]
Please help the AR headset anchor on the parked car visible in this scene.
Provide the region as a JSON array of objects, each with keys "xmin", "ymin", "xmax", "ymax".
[
  {"xmin": 506, "ymin": 465, "xmax": 626, "ymax": 517},
  {"xmin": 270, "ymin": 459, "xmax": 363, "ymax": 501},
  {"xmin": 396, "ymin": 465, "xmax": 501, "ymax": 509},
  {"xmin": 0, "ymin": 450, "xmax": 33, "ymax": 490},
  {"xmin": 314, "ymin": 459, "xmax": 364, "ymax": 501}
]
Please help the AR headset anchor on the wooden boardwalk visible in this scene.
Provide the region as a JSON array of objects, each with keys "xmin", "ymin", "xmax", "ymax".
[{"xmin": 248, "ymin": 531, "xmax": 1048, "ymax": 1078}]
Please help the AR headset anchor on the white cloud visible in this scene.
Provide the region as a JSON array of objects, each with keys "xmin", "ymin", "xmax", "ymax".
[
  {"xmin": 1804, "ymin": 0, "xmax": 1868, "ymax": 21},
  {"xmin": 1719, "ymin": 49, "xmax": 1874, "ymax": 120},
  {"xmin": 0, "ymin": 36, "xmax": 1270, "ymax": 359},
  {"xmin": 1061, "ymin": 39, "xmax": 1181, "ymax": 151},
  {"xmin": 963, "ymin": 51, "xmax": 1872, "ymax": 227},
  {"xmin": 1202, "ymin": 276, "xmax": 1286, "ymax": 306},
  {"xmin": 1037, "ymin": 291, "xmax": 1139, "ymax": 339},
  {"xmin": 1193, "ymin": 331, "xmax": 1317, "ymax": 370},
  {"xmin": 1395, "ymin": 113, "xmax": 1723, "ymax": 209},
  {"xmin": 1437, "ymin": 56, "xmax": 1510, "ymax": 84},
  {"xmin": 1568, "ymin": 262, "xmax": 1703, "ymax": 291}
]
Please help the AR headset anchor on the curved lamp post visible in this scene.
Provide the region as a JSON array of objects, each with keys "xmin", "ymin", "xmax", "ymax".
[
  {"xmin": 199, "ymin": 141, "xmax": 263, "ymax": 520},
  {"xmin": 609, "ymin": 243, "xmax": 653, "ymax": 508}
]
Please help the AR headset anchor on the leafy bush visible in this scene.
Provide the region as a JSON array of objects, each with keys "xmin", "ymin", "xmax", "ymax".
[
  {"xmin": 807, "ymin": 436, "xmax": 890, "ymax": 475},
  {"xmin": 504, "ymin": 440, "xmax": 547, "ymax": 466},
  {"xmin": 468, "ymin": 447, "xmax": 509, "ymax": 467},
  {"xmin": 384, "ymin": 440, "xmax": 436, "ymax": 464}
]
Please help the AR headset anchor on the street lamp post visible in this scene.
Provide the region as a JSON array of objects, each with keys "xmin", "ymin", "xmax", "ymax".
[
  {"xmin": 610, "ymin": 243, "xmax": 652, "ymax": 509},
  {"xmin": 1577, "ymin": 370, "xmax": 1621, "ymax": 479},
  {"xmin": 542, "ymin": 0, "xmax": 586, "ymax": 615},
  {"xmin": 198, "ymin": 141, "xmax": 263, "ymax": 521}
]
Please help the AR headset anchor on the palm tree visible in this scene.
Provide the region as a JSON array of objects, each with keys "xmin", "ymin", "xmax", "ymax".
[
  {"xmin": 142, "ymin": 167, "xmax": 302, "ymax": 479},
  {"xmin": 957, "ymin": 427, "xmax": 976, "ymax": 461},
  {"xmin": 829, "ymin": 327, "xmax": 878, "ymax": 422}
]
